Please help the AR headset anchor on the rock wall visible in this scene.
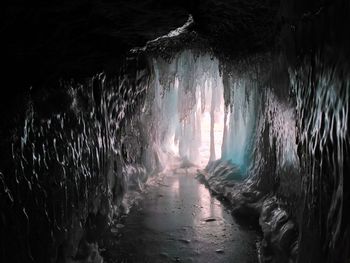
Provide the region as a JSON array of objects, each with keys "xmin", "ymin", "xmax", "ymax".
[{"xmin": 0, "ymin": 56, "xmax": 157, "ymax": 263}]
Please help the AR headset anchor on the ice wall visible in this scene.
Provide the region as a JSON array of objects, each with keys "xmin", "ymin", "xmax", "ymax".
[
  {"xmin": 290, "ymin": 57, "xmax": 350, "ymax": 262},
  {"xmin": 221, "ymin": 74, "xmax": 259, "ymax": 175},
  {"xmin": 196, "ymin": 52, "xmax": 349, "ymax": 263},
  {"xmin": 148, "ymin": 51, "xmax": 295, "ymax": 182},
  {"xmin": 144, "ymin": 50, "xmax": 224, "ymax": 168},
  {"xmin": 197, "ymin": 56, "xmax": 303, "ymax": 262},
  {"xmin": 213, "ymin": 56, "xmax": 301, "ymax": 192},
  {"xmin": 0, "ymin": 63, "xmax": 152, "ymax": 262}
]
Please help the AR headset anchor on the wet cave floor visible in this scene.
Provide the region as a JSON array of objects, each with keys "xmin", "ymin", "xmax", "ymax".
[{"xmin": 101, "ymin": 168, "xmax": 260, "ymax": 263}]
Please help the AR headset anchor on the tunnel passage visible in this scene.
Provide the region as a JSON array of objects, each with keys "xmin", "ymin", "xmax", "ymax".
[
  {"xmin": 2, "ymin": 41, "xmax": 349, "ymax": 263},
  {"xmin": 1, "ymin": 1, "xmax": 350, "ymax": 263}
]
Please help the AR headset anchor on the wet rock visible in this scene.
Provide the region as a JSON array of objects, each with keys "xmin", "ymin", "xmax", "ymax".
[
  {"xmin": 195, "ymin": 172, "xmax": 208, "ymax": 186},
  {"xmin": 259, "ymin": 197, "xmax": 298, "ymax": 263},
  {"xmin": 74, "ymin": 241, "xmax": 104, "ymax": 263},
  {"xmin": 110, "ymin": 228, "xmax": 118, "ymax": 234},
  {"xmin": 160, "ymin": 252, "xmax": 169, "ymax": 258},
  {"xmin": 178, "ymin": 238, "xmax": 191, "ymax": 244},
  {"xmin": 116, "ymin": 224, "xmax": 125, "ymax": 229}
]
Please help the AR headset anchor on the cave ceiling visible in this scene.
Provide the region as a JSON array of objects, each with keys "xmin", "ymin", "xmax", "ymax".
[{"xmin": 2, "ymin": 0, "xmax": 280, "ymax": 86}]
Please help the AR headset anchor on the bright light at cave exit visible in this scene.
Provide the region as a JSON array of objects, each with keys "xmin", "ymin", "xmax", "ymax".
[
  {"xmin": 163, "ymin": 76, "xmax": 225, "ymax": 168},
  {"xmin": 198, "ymin": 96, "xmax": 225, "ymax": 167}
]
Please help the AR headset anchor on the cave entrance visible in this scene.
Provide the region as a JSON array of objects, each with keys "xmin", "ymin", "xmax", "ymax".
[
  {"xmin": 148, "ymin": 51, "xmax": 226, "ymax": 168},
  {"xmin": 195, "ymin": 85, "xmax": 225, "ymax": 167}
]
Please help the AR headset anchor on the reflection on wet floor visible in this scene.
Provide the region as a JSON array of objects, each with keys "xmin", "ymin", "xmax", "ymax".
[{"xmin": 102, "ymin": 168, "xmax": 259, "ymax": 263}]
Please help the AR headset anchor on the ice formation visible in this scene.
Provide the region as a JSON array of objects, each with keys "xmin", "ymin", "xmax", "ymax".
[
  {"xmin": 3, "ymin": 47, "xmax": 349, "ymax": 263},
  {"xmin": 196, "ymin": 54, "xmax": 349, "ymax": 263},
  {"xmin": 143, "ymin": 50, "xmax": 265, "ymax": 177},
  {"xmin": 143, "ymin": 50, "xmax": 225, "ymax": 168}
]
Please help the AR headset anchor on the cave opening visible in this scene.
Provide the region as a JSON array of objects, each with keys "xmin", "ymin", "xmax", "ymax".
[
  {"xmin": 1, "ymin": 1, "xmax": 350, "ymax": 263},
  {"xmin": 147, "ymin": 51, "xmax": 226, "ymax": 169}
]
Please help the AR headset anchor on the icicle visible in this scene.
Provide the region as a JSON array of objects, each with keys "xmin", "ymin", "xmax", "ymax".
[{"xmin": 142, "ymin": 50, "xmax": 225, "ymax": 168}]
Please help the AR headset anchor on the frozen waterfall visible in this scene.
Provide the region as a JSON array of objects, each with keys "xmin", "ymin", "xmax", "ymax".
[
  {"xmin": 143, "ymin": 51, "xmax": 225, "ymax": 168},
  {"xmin": 143, "ymin": 50, "xmax": 263, "ymax": 176}
]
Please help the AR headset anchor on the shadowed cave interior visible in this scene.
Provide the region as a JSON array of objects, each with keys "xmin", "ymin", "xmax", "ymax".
[{"xmin": 0, "ymin": 1, "xmax": 349, "ymax": 263}]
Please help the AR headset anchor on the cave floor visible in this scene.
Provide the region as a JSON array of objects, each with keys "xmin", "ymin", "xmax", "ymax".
[{"xmin": 102, "ymin": 167, "xmax": 259, "ymax": 263}]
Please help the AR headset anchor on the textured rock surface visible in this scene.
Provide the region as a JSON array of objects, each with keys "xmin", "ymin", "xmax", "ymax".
[{"xmin": 1, "ymin": 1, "xmax": 350, "ymax": 263}]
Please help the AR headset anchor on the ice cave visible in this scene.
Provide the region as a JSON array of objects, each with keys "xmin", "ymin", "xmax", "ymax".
[{"xmin": 0, "ymin": 1, "xmax": 349, "ymax": 263}]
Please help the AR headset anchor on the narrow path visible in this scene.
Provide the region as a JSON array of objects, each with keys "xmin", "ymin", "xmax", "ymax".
[{"xmin": 103, "ymin": 168, "xmax": 259, "ymax": 263}]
